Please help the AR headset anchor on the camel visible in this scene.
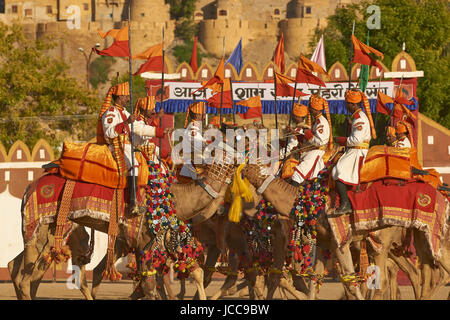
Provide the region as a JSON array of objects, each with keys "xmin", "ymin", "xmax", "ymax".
[
  {"xmin": 8, "ymin": 224, "xmax": 94, "ymax": 300},
  {"xmin": 241, "ymin": 161, "xmax": 450, "ymax": 300},
  {"xmin": 14, "ymin": 154, "xmax": 235, "ymax": 300}
]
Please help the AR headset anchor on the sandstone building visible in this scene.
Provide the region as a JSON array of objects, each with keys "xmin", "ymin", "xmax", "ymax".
[{"xmin": 0, "ymin": 0, "xmax": 360, "ymax": 56}]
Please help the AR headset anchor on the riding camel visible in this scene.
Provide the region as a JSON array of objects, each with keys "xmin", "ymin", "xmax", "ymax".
[
  {"xmin": 13, "ymin": 152, "xmax": 235, "ymax": 300},
  {"xmin": 241, "ymin": 160, "xmax": 450, "ymax": 300}
]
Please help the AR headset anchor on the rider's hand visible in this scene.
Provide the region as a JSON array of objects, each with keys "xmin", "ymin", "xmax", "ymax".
[
  {"xmin": 125, "ymin": 114, "xmax": 136, "ymax": 125},
  {"xmin": 157, "ymin": 109, "xmax": 165, "ymax": 118}
]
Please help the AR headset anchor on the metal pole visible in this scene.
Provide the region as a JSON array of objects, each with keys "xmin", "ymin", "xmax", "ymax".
[
  {"xmin": 273, "ymin": 70, "xmax": 279, "ymax": 130},
  {"xmin": 159, "ymin": 26, "xmax": 165, "ymax": 164},
  {"xmin": 229, "ymin": 78, "xmax": 236, "ymax": 124},
  {"xmin": 346, "ymin": 20, "xmax": 356, "ymax": 135},
  {"xmin": 127, "ymin": 3, "xmax": 136, "ymax": 205}
]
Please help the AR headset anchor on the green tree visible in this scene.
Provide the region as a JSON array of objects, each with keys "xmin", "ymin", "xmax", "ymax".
[
  {"xmin": 0, "ymin": 23, "xmax": 101, "ymax": 151},
  {"xmin": 173, "ymin": 38, "xmax": 208, "ymax": 65},
  {"xmin": 90, "ymin": 56, "xmax": 116, "ymax": 89},
  {"xmin": 167, "ymin": 0, "xmax": 197, "ymax": 20},
  {"xmin": 310, "ymin": 0, "xmax": 450, "ymax": 129}
]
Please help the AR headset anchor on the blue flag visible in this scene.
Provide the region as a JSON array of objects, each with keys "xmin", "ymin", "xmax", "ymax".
[{"xmin": 225, "ymin": 39, "xmax": 243, "ymax": 75}]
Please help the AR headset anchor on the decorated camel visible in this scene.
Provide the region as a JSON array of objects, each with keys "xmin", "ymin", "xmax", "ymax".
[
  {"xmin": 13, "ymin": 147, "xmax": 235, "ymax": 300},
  {"xmin": 241, "ymin": 159, "xmax": 450, "ymax": 300}
]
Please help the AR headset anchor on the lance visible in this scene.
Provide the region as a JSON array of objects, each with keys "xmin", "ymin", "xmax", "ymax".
[
  {"xmin": 219, "ymin": 36, "xmax": 225, "ymax": 126},
  {"xmin": 127, "ymin": 4, "xmax": 136, "ymax": 207},
  {"xmin": 159, "ymin": 26, "xmax": 165, "ymax": 164},
  {"xmin": 374, "ymin": 71, "xmax": 382, "ymax": 131},
  {"xmin": 283, "ymin": 74, "xmax": 297, "ymax": 159},
  {"xmin": 346, "ymin": 20, "xmax": 356, "ymax": 135},
  {"xmin": 273, "ymin": 68, "xmax": 279, "ymax": 130},
  {"xmin": 229, "ymin": 78, "xmax": 236, "ymax": 125}
]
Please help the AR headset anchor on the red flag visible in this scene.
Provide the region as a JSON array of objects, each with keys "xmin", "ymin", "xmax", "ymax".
[
  {"xmin": 298, "ymin": 54, "xmax": 328, "ymax": 75},
  {"xmin": 275, "ymin": 72, "xmax": 309, "ymax": 97},
  {"xmin": 376, "ymin": 91, "xmax": 394, "ymax": 115},
  {"xmin": 272, "ymin": 33, "xmax": 285, "ymax": 74},
  {"xmin": 236, "ymin": 96, "xmax": 262, "ymax": 108},
  {"xmin": 133, "ymin": 43, "xmax": 164, "ymax": 75},
  {"xmin": 94, "ymin": 25, "xmax": 130, "ymax": 57},
  {"xmin": 190, "ymin": 37, "xmax": 198, "ymax": 74},
  {"xmin": 295, "ymin": 68, "xmax": 326, "ymax": 87},
  {"xmin": 394, "ymin": 88, "xmax": 414, "ymax": 106},
  {"xmin": 193, "ymin": 58, "xmax": 225, "ymax": 94},
  {"xmin": 237, "ymin": 96, "xmax": 263, "ymax": 119},
  {"xmin": 351, "ymin": 35, "xmax": 383, "ymax": 68},
  {"xmin": 207, "ymin": 90, "xmax": 233, "ymax": 109},
  {"xmin": 238, "ymin": 106, "xmax": 262, "ymax": 120}
]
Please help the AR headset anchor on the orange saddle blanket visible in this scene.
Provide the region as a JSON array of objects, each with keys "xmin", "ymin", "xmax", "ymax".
[
  {"xmin": 54, "ymin": 141, "xmax": 148, "ymax": 189},
  {"xmin": 360, "ymin": 145, "xmax": 413, "ymax": 183}
]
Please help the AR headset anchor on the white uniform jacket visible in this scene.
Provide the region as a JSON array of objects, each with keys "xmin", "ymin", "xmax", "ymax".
[
  {"xmin": 331, "ymin": 109, "xmax": 372, "ymax": 185},
  {"xmin": 180, "ymin": 120, "xmax": 206, "ymax": 179},
  {"xmin": 292, "ymin": 114, "xmax": 330, "ymax": 184},
  {"xmin": 102, "ymin": 105, "xmax": 161, "ymax": 176}
]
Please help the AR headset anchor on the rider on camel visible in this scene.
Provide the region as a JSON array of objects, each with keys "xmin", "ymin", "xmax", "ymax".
[
  {"xmin": 330, "ymin": 89, "xmax": 377, "ymax": 217},
  {"xmin": 97, "ymin": 82, "xmax": 165, "ymax": 214},
  {"xmin": 288, "ymin": 95, "xmax": 332, "ymax": 187},
  {"xmin": 179, "ymin": 101, "xmax": 206, "ymax": 180},
  {"xmin": 133, "ymin": 96, "xmax": 169, "ymax": 174}
]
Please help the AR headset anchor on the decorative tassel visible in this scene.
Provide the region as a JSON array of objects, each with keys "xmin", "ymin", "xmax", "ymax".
[
  {"xmin": 359, "ymin": 240, "xmax": 369, "ymax": 276},
  {"xmin": 229, "ymin": 163, "xmax": 253, "ymax": 223}
]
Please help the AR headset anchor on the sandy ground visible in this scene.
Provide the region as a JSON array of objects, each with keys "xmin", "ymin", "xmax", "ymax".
[{"xmin": 1, "ymin": 278, "xmax": 448, "ymax": 300}]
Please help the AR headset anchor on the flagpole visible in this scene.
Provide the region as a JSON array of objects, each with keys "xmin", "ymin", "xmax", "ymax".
[
  {"xmin": 273, "ymin": 69, "xmax": 279, "ymax": 130},
  {"xmin": 229, "ymin": 78, "xmax": 236, "ymax": 125},
  {"xmin": 219, "ymin": 37, "xmax": 225, "ymax": 126},
  {"xmin": 127, "ymin": 4, "xmax": 136, "ymax": 207},
  {"xmin": 258, "ymin": 83, "xmax": 264, "ymax": 126},
  {"xmin": 346, "ymin": 20, "xmax": 355, "ymax": 135},
  {"xmin": 375, "ymin": 72, "xmax": 382, "ymax": 134},
  {"xmin": 159, "ymin": 26, "xmax": 165, "ymax": 164}
]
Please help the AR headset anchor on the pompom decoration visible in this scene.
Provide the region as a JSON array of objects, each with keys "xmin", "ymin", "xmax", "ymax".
[
  {"xmin": 137, "ymin": 162, "xmax": 203, "ymax": 280},
  {"xmin": 239, "ymin": 199, "xmax": 277, "ymax": 273}
]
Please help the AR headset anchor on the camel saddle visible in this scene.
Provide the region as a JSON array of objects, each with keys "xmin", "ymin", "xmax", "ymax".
[{"xmin": 46, "ymin": 141, "xmax": 149, "ymax": 189}]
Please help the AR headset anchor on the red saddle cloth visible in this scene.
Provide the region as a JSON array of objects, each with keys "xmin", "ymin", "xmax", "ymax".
[
  {"xmin": 23, "ymin": 174, "xmax": 125, "ymax": 243},
  {"xmin": 328, "ymin": 179, "xmax": 448, "ymax": 261}
]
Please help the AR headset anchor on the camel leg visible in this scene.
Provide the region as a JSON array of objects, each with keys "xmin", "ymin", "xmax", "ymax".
[
  {"xmin": 266, "ymin": 221, "xmax": 287, "ymax": 300},
  {"xmin": 190, "ymin": 267, "xmax": 207, "ymax": 300},
  {"xmin": 280, "ymin": 276, "xmax": 307, "ymax": 300},
  {"xmin": 91, "ymin": 253, "xmax": 107, "ymax": 299},
  {"xmin": 371, "ymin": 249, "xmax": 389, "ymax": 300},
  {"xmin": 331, "ymin": 241, "xmax": 364, "ymax": 300},
  {"xmin": 19, "ymin": 225, "xmax": 55, "ymax": 300},
  {"xmin": 414, "ymin": 230, "xmax": 436, "ymax": 300},
  {"xmin": 192, "ymin": 244, "xmax": 220, "ymax": 300},
  {"xmin": 178, "ymin": 278, "xmax": 186, "ymax": 300},
  {"xmin": 155, "ymin": 273, "xmax": 168, "ymax": 300},
  {"xmin": 8, "ymin": 252, "xmax": 25, "ymax": 300},
  {"xmin": 389, "ymin": 253, "xmax": 421, "ymax": 300},
  {"xmin": 386, "ymin": 258, "xmax": 399, "ymax": 300},
  {"xmin": 76, "ymin": 265, "xmax": 93, "ymax": 300},
  {"xmin": 254, "ymin": 275, "xmax": 265, "ymax": 299},
  {"xmin": 278, "ymin": 284, "xmax": 288, "ymax": 300},
  {"xmin": 308, "ymin": 252, "xmax": 326, "ymax": 300},
  {"xmin": 210, "ymin": 253, "xmax": 239, "ymax": 300},
  {"xmin": 163, "ymin": 272, "xmax": 177, "ymax": 300}
]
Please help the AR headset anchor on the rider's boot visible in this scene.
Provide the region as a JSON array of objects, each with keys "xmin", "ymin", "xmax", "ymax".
[{"xmin": 329, "ymin": 180, "xmax": 353, "ymax": 217}]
